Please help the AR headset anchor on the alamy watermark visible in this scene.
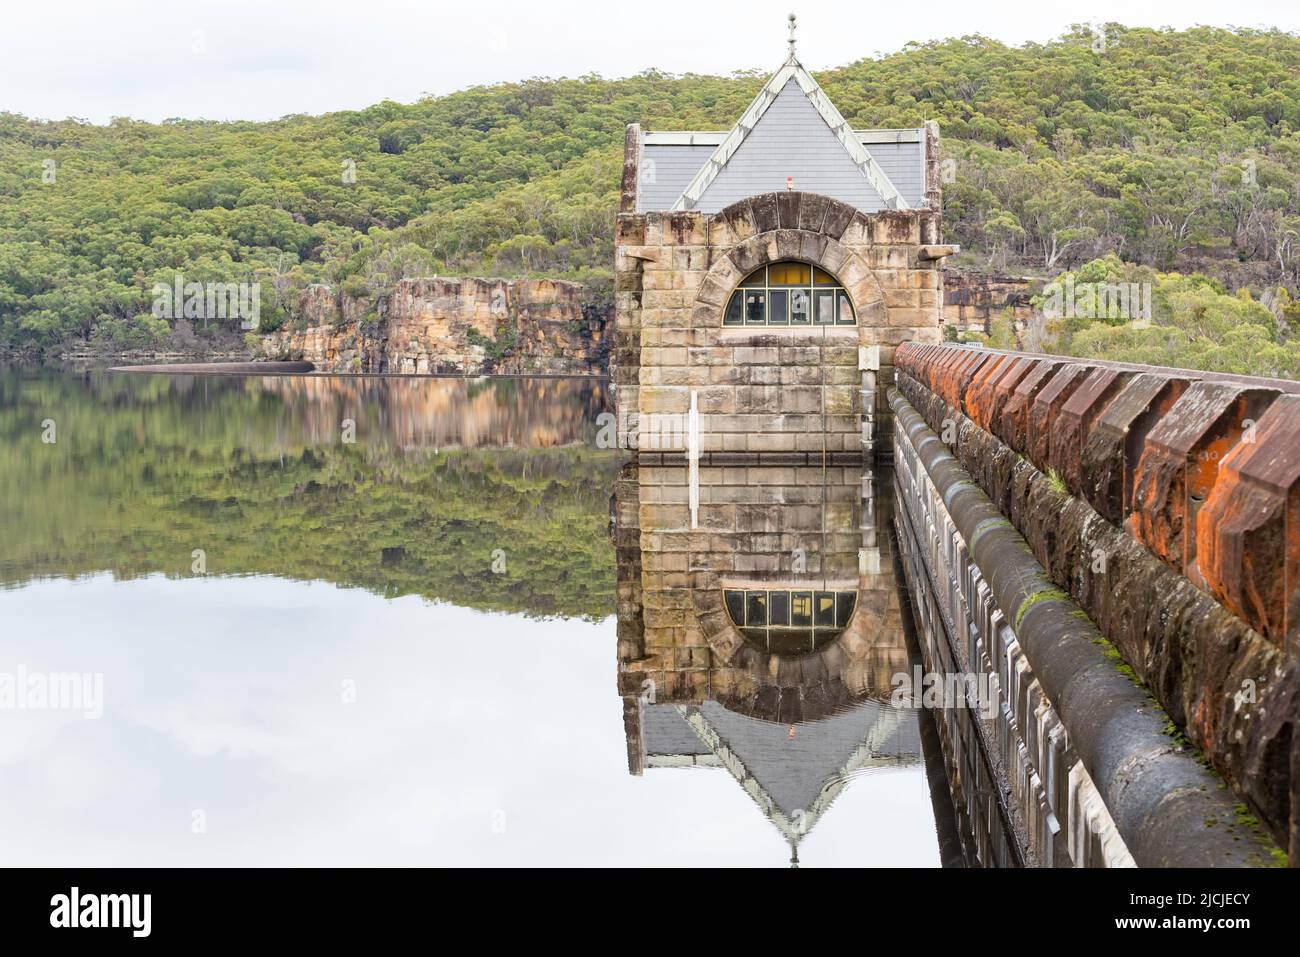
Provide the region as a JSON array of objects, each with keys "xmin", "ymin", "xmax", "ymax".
[
  {"xmin": 595, "ymin": 409, "xmax": 692, "ymax": 450},
  {"xmin": 0, "ymin": 665, "xmax": 103, "ymax": 719},
  {"xmin": 890, "ymin": 665, "xmax": 998, "ymax": 719},
  {"xmin": 50, "ymin": 887, "xmax": 150, "ymax": 937},
  {"xmin": 1041, "ymin": 275, "xmax": 1152, "ymax": 324},
  {"xmin": 152, "ymin": 273, "xmax": 261, "ymax": 330}
]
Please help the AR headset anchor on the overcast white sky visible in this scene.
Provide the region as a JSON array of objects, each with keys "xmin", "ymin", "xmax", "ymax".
[{"xmin": 4, "ymin": 0, "xmax": 1298, "ymax": 124}]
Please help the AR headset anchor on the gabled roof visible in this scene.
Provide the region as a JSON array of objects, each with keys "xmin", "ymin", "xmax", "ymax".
[
  {"xmin": 642, "ymin": 699, "xmax": 921, "ymax": 848},
  {"xmin": 667, "ymin": 57, "xmax": 906, "ymax": 213},
  {"xmin": 638, "ymin": 127, "xmax": 926, "ymax": 213}
]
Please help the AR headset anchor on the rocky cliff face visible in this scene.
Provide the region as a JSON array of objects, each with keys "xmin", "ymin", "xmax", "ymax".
[
  {"xmin": 262, "ymin": 278, "xmax": 607, "ymax": 375},
  {"xmin": 942, "ymin": 272, "xmax": 1039, "ymax": 333}
]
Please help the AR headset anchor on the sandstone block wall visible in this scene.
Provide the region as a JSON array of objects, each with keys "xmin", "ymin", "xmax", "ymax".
[{"xmin": 613, "ymin": 191, "xmax": 948, "ymax": 458}]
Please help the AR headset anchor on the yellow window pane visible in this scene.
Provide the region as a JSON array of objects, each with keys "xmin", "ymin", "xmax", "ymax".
[
  {"xmin": 813, "ymin": 267, "xmax": 836, "ymax": 285},
  {"xmin": 740, "ymin": 266, "xmax": 767, "ymax": 286},
  {"xmin": 769, "ymin": 261, "xmax": 811, "ymax": 285}
]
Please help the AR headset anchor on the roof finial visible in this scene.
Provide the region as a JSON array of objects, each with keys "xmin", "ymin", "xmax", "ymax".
[{"xmin": 787, "ymin": 12, "xmax": 798, "ymax": 63}]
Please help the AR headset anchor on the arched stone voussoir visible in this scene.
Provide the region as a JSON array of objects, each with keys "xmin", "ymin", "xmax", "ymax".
[
  {"xmin": 818, "ymin": 237, "xmax": 851, "ymax": 277},
  {"xmin": 849, "ymin": 282, "xmax": 884, "ymax": 307},
  {"xmin": 690, "ymin": 574, "xmax": 744, "ymax": 665},
  {"xmin": 689, "ymin": 592, "xmax": 894, "ymax": 704},
  {"xmin": 820, "ymin": 199, "xmax": 856, "ymax": 239},
  {"xmin": 712, "ymin": 192, "xmax": 860, "ymax": 241},
  {"xmin": 697, "ymin": 229, "xmax": 886, "ymax": 322},
  {"xmin": 797, "ymin": 230, "xmax": 830, "ymax": 266},
  {"xmin": 772, "ymin": 228, "xmax": 808, "ymax": 261}
]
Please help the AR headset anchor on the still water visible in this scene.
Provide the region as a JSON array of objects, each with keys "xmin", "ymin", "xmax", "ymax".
[{"xmin": 0, "ymin": 369, "xmax": 949, "ymax": 866}]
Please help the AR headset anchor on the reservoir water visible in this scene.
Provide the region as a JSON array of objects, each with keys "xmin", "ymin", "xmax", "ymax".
[{"xmin": 0, "ymin": 368, "xmax": 954, "ymax": 866}]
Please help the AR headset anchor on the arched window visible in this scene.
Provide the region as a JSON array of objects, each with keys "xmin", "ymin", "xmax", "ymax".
[
  {"xmin": 723, "ymin": 261, "xmax": 856, "ymax": 327},
  {"xmin": 723, "ymin": 587, "xmax": 857, "ymax": 656}
]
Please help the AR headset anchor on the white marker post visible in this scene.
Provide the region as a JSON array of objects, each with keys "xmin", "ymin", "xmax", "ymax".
[{"xmin": 688, "ymin": 390, "xmax": 700, "ymax": 528}]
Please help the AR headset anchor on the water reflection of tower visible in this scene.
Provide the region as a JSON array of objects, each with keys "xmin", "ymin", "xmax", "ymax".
[{"xmin": 614, "ymin": 458, "xmax": 927, "ymax": 861}]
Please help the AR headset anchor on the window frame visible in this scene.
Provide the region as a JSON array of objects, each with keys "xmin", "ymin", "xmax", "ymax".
[
  {"xmin": 723, "ymin": 587, "xmax": 857, "ymax": 655},
  {"xmin": 722, "ymin": 261, "xmax": 857, "ymax": 328}
]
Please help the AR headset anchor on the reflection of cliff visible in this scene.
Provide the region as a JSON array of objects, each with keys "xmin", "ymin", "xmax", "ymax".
[
  {"xmin": 255, "ymin": 375, "xmax": 608, "ymax": 450},
  {"xmin": 262, "ymin": 278, "xmax": 608, "ymax": 375},
  {"xmin": 615, "ymin": 460, "xmax": 925, "ymax": 857},
  {"xmin": 0, "ymin": 369, "xmax": 620, "ymax": 619}
]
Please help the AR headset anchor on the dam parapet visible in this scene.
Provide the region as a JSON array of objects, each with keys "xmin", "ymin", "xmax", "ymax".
[{"xmin": 891, "ymin": 342, "xmax": 1300, "ymax": 865}]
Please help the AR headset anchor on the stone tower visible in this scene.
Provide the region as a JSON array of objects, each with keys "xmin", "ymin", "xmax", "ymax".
[{"xmin": 612, "ymin": 20, "xmax": 954, "ymax": 459}]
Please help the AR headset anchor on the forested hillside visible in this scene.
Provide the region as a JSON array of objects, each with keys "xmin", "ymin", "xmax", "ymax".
[{"xmin": 1, "ymin": 24, "xmax": 1298, "ymax": 355}]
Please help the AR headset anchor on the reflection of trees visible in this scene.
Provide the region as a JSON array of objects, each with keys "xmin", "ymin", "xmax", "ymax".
[{"xmin": 0, "ymin": 370, "xmax": 620, "ymax": 620}]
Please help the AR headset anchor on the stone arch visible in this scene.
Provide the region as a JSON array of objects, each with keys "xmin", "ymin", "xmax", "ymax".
[
  {"xmin": 687, "ymin": 571, "xmax": 903, "ymax": 722},
  {"xmin": 689, "ymin": 193, "xmax": 888, "ymax": 331}
]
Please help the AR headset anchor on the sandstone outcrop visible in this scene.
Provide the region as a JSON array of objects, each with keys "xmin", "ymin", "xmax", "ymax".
[
  {"xmin": 942, "ymin": 271, "xmax": 1038, "ymax": 333},
  {"xmin": 262, "ymin": 278, "xmax": 607, "ymax": 375}
]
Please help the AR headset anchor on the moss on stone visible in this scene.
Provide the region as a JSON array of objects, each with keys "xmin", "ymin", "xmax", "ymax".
[
  {"xmin": 969, "ymin": 515, "xmax": 1012, "ymax": 549},
  {"xmin": 1235, "ymin": 803, "xmax": 1259, "ymax": 829},
  {"xmin": 1013, "ymin": 585, "xmax": 1069, "ymax": 630}
]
